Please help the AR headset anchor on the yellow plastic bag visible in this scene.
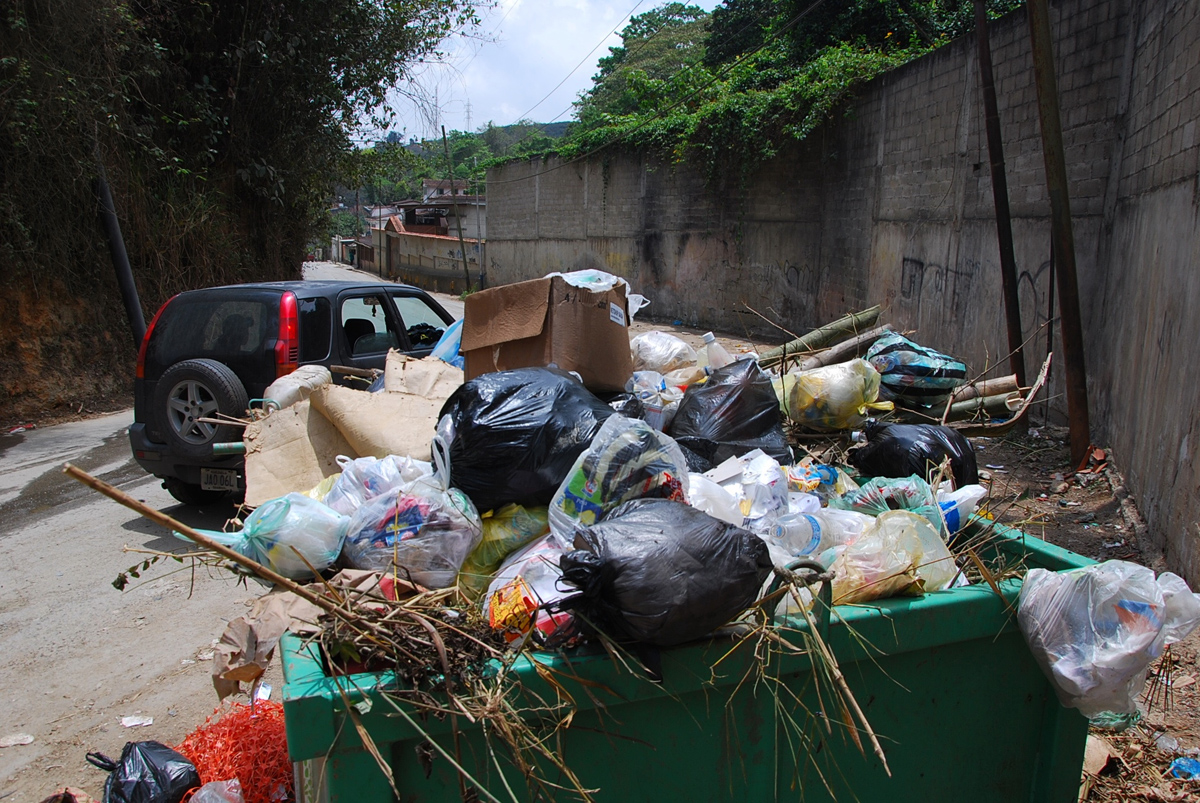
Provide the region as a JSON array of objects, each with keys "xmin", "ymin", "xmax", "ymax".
[
  {"xmin": 830, "ymin": 510, "xmax": 956, "ymax": 604},
  {"xmin": 460, "ymin": 504, "xmax": 550, "ymax": 597},
  {"xmin": 302, "ymin": 472, "xmax": 341, "ymax": 502},
  {"xmin": 775, "ymin": 359, "xmax": 893, "ymax": 431}
]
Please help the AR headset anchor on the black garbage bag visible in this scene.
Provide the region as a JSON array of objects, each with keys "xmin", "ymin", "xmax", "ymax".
[
  {"xmin": 597, "ymin": 391, "xmax": 646, "ymax": 420},
  {"xmin": 666, "ymin": 360, "xmax": 791, "ymax": 472},
  {"xmin": 847, "ymin": 420, "xmax": 978, "ymax": 487},
  {"xmin": 555, "ymin": 499, "xmax": 773, "ymax": 647},
  {"xmin": 86, "ymin": 741, "xmax": 199, "ymax": 803},
  {"xmin": 437, "ymin": 367, "xmax": 614, "ymax": 513}
]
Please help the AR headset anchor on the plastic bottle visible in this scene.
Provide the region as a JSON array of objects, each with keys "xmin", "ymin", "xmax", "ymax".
[
  {"xmin": 936, "ymin": 484, "xmax": 988, "ymax": 533},
  {"xmin": 702, "ymin": 332, "xmax": 734, "ymax": 370},
  {"xmin": 771, "ymin": 509, "xmax": 875, "ymax": 558}
]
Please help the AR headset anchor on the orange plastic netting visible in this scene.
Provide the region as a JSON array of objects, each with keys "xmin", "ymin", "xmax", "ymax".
[{"xmin": 176, "ymin": 700, "xmax": 293, "ymax": 803}]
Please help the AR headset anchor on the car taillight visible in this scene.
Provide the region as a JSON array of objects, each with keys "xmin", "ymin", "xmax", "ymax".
[
  {"xmin": 275, "ymin": 291, "xmax": 300, "ymax": 378},
  {"xmin": 135, "ymin": 295, "xmax": 176, "ymax": 379}
]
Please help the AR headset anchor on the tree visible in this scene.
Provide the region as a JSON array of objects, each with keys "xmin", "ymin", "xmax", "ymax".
[
  {"xmin": 575, "ymin": 3, "xmax": 710, "ymax": 120},
  {"xmin": 0, "ymin": 0, "xmax": 480, "ymax": 419}
]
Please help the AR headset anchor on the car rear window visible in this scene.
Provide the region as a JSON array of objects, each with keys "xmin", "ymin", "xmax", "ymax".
[
  {"xmin": 298, "ymin": 297, "xmax": 331, "ymax": 362},
  {"xmin": 150, "ymin": 296, "xmax": 275, "ymax": 370}
]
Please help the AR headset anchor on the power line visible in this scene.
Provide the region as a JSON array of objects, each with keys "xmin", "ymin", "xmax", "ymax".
[
  {"xmin": 486, "ymin": 0, "xmax": 832, "ymax": 186},
  {"xmin": 490, "ymin": 0, "xmax": 782, "ymax": 156},
  {"xmin": 506, "ymin": 0, "xmax": 647, "ymax": 125}
]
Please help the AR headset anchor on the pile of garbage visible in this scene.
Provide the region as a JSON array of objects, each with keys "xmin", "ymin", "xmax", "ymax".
[
  {"xmin": 64, "ymin": 270, "xmax": 1200, "ymax": 802},
  {"xmin": 192, "ymin": 279, "xmax": 1046, "ymax": 664}
]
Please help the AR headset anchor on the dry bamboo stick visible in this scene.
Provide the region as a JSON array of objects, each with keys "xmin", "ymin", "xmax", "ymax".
[
  {"xmin": 797, "ymin": 325, "xmax": 894, "ymax": 371},
  {"xmin": 948, "ymin": 374, "xmax": 1020, "ymax": 403},
  {"xmin": 946, "ymin": 391, "xmax": 1022, "ymax": 421},
  {"xmin": 63, "ymin": 463, "xmax": 362, "ymax": 626},
  {"xmin": 758, "ymin": 306, "xmax": 882, "ymax": 369}
]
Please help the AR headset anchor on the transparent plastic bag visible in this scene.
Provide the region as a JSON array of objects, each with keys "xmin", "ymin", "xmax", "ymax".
[
  {"xmin": 785, "ymin": 461, "xmax": 859, "ymax": 499},
  {"xmin": 1018, "ymin": 561, "xmax": 1200, "ymax": 716},
  {"xmin": 179, "ymin": 493, "xmax": 347, "ymax": 580},
  {"xmin": 829, "ymin": 510, "xmax": 956, "ymax": 604},
  {"xmin": 303, "ymin": 472, "xmax": 341, "ymax": 503},
  {"xmin": 459, "ymin": 504, "xmax": 550, "ymax": 598},
  {"xmin": 342, "ymin": 447, "xmax": 482, "ymax": 588},
  {"xmin": 776, "ymin": 359, "xmax": 893, "ymax": 431},
  {"xmin": 687, "ymin": 473, "xmax": 744, "ymax": 526},
  {"xmin": 191, "ymin": 779, "xmax": 245, "ymax": 803},
  {"xmin": 630, "ymin": 332, "xmax": 698, "ymax": 374},
  {"xmin": 323, "ymin": 454, "xmax": 433, "ymax": 515},
  {"xmin": 548, "ymin": 415, "xmax": 690, "ymax": 539},
  {"xmin": 734, "ymin": 451, "xmax": 789, "ymax": 535},
  {"xmin": 483, "ymin": 533, "xmax": 574, "ymax": 645},
  {"xmin": 626, "ymin": 370, "xmax": 684, "ymax": 431}
]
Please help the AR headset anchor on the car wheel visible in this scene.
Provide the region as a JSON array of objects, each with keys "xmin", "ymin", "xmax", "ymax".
[
  {"xmin": 153, "ymin": 358, "xmax": 249, "ymax": 459},
  {"xmin": 162, "ymin": 477, "xmax": 230, "ymax": 507}
]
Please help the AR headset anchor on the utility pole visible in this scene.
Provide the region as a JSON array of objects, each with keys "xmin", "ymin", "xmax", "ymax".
[
  {"xmin": 1026, "ymin": 0, "xmax": 1091, "ymax": 467},
  {"xmin": 442, "ymin": 125, "xmax": 472, "ymax": 292},
  {"xmin": 974, "ymin": 0, "xmax": 1026, "ymax": 387}
]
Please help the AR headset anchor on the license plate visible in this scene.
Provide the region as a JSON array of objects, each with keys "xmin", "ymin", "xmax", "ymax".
[{"xmin": 200, "ymin": 467, "xmax": 239, "ymax": 492}]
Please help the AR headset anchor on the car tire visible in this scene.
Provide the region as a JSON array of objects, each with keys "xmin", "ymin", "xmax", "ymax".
[
  {"xmin": 153, "ymin": 358, "xmax": 249, "ymax": 459},
  {"xmin": 162, "ymin": 477, "xmax": 230, "ymax": 507}
]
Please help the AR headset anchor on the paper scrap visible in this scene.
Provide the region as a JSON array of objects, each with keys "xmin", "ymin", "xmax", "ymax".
[
  {"xmin": 0, "ymin": 733, "xmax": 34, "ymax": 747},
  {"xmin": 121, "ymin": 716, "xmax": 154, "ymax": 728}
]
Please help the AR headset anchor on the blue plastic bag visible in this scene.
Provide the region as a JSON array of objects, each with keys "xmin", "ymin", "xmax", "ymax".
[
  {"xmin": 430, "ymin": 318, "xmax": 464, "ymax": 368},
  {"xmin": 178, "ymin": 493, "xmax": 348, "ymax": 580},
  {"xmin": 867, "ymin": 332, "xmax": 967, "ymax": 406}
]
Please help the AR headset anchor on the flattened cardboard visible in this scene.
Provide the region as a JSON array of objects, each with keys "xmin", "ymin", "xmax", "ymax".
[
  {"xmin": 243, "ymin": 400, "xmax": 354, "ymax": 506},
  {"xmin": 462, "ymin": 276, "xmax": 633, "ymax": 391}
]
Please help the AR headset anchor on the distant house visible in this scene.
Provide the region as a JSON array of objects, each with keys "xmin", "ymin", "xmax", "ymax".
[
  {"xmin": 372, "ymin": 199, "xmax": 487, "ymax": 293},
  {"xmin": 421, "ymin": 178, "xmax": 469, "ymax": 201}
]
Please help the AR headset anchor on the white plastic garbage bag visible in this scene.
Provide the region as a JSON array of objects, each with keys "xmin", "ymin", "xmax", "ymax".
[
  {"xmin": 483, "ymin": 533, "xmax": 574, "ymax": 645},
  {"xmin": 322, "ymin": 454, "xmax": 433, "ymax": 515},
  {"xmin": 1018, "ymin": 560, "xmax": 1200, "ymax": 717},
  {"xmin": 341, "ymin": 447, "xmax": 481, "ymax": 588}
]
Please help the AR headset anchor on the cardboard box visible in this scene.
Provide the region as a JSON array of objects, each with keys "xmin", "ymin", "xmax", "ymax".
[{"xmin": 461, "ymin": 276, "xmax": 633, "ymax": 392}]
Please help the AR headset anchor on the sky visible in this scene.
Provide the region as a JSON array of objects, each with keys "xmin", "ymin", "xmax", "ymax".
[{"xmin": 382, "ymin": 0, "xmax": 725, "ymax": 140}]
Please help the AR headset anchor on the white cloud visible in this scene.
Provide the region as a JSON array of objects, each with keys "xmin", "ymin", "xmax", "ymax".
[{"xmin": 383, "ymin": 0, "xmax": 723, "ymax": 139}]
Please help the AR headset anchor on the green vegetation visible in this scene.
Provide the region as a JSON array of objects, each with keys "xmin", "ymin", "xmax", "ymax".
[
  {"xmin": 345, "ymin": 121, "xmax": 568, "ymax": 210},
  {"xmin": 552, "ymin": 0, "xmax": 1023, "ymax": 182}
]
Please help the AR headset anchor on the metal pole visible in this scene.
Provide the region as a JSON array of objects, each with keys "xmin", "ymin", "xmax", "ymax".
[
  {"xmin": 93, "ymin": 157, "xmax": 146, "ymax": 347},
  {"xmin": 1026, "ymin": 0, "xmax": 1091, "ymax": 466},
  {"xmin": 442, "ymin": 126, "xmax": 472, "ymax": 292},
  {"xmin": 974, "ymin": 0, "xmax": 1027, "ymax": 387}
]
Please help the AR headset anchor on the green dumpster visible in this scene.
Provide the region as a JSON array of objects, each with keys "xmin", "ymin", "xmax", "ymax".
[{"xmin": 282, "ymin": 524, "xmax": 1093, "ymax": 802}]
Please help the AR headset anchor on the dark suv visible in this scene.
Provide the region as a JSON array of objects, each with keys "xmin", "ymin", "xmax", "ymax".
[{"xmin": 130, "ymin": 280, "xmax": 455, "ymax": 505}]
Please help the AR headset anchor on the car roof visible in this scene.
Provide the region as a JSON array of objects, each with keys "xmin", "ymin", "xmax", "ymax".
[{"xmin": 176, "ymin": 280, "xmax": 430, "ymax": 297}]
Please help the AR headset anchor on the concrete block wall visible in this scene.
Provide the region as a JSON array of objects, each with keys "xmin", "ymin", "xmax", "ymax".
[{"xmin": 486, "ymin": 0, "xmax": 1200, "ymax": 579}]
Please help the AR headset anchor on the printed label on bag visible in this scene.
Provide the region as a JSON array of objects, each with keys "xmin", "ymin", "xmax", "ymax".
[{"xmin": 609, "ymin": 303, "xmax": 627, "ymax": 327}]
